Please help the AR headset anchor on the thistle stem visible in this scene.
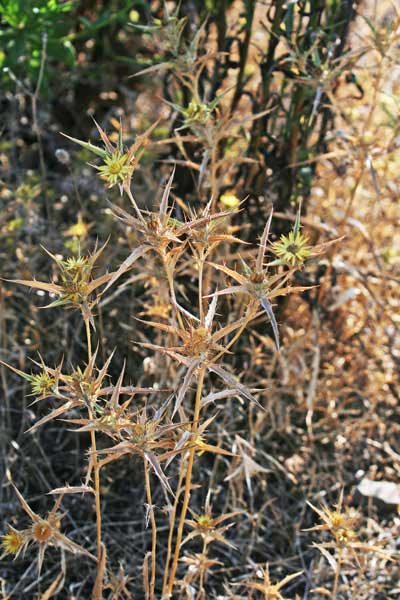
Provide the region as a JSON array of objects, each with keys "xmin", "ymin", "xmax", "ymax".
[
  {"xmin": 162, "ymin": 468, "xmax": 185, "ymax": 596},
  {"xmin": 166, "ymin": 366, "xmax": 206, "ymax": 596},
  {"xmin": 197, "ymin": 537, "xmax": 208, "ymax": 599},
  {"xmin": 332, "ymin": 551, "xmax": 342, "ymax": 599},
  {"xmin": 85, "ymin": 318, "xmax": 92, "ymax": 362},
  {"xmin": 144, "ymin": 460, "xmax": 157, "ymax": 600},
  {"xmin": 84, "ymin": 317, "xmax": 102, "ymax": 564},
  {"xmin": 198, "ymin": 256, "xmax": 205, "ymax": 324},
  {"xmin": 89, "ymin": 422, "xmax": 102, "ymax": 562}
]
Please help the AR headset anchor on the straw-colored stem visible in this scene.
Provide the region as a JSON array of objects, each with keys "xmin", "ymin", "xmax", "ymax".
[
  {"xmin": 85, "ymin": 318, "xmax": 92, "ymax": 362},
  {"xmin": 198, "ymin": 254, "xmax": 205, "ymax": 324},
  {"xmin": 210, "ymin": 142, "xmax": 219, "ymax": 213},
  {"xmin": 162, "ymin": 468, "xmax": 185, "ymax": 596},
  {"xmin": 166, "ymin": 366, "xmax": 206, "ymax": 596},
  {"xmin": 197, "ymin": 537, "xmax": 208, "ymax": 599},
  {"xmin": 85, "ymin": 318, "xmax": 102, "ymax": 563},
  {"xmin": 89, "ymin": 419, "xmax": 102, "ymax": 562},
  {"xmin": 332, "ymin": 551, "xmax": 342, "ymax": 599},
  {"xmin": 144, "ymin": 459, "xmax": 157, "ymax": 600}
]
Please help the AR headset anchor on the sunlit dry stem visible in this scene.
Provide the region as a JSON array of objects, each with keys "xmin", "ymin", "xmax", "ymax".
[
  {"xmin": 89, "ymin": 417, "xmax": 102, "ymax": 563},
  {"xmin": 332, "ymin": 549, "xmax": 342, "ymax": 600},
  {"xmin": 198, "ymin": 536, "xmax": 209, "ymax": 599},
  {"xmin": 85, "ymin": 318, "xmax": 92, "ymax": 362},
  {"xmin": 166, "ymin": 366, "xmax": 206, "ymax": 596},
  {"xmin": 198, "ymin": 252, "xmax": 205, "ymax": 324},
  {"xmin": 85, "ymin": 317, "xmax": 102, "ymax": 565},
  {"xmin": 144, "ymin": 460, "xmax": 157, "ymax": 600},
  {"xmin": 162, "ymin": 468, "xmax": 185, "ymax": 596}
]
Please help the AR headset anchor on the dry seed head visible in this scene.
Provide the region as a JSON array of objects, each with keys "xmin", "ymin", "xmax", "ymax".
[
  {"xmin": 130, "ymin": 420, "xmax": 157, "ymax": 444},
  {"xmin": 32, "ymin": 521, "xmax": 53, "ymax": 544},
  {"xmin": 184, "ymin": 326, "xmax": 212, "ymax": 356},
  {"xmin": 250, "ymin": 270, "xmax": 265, "ymax": 285}
]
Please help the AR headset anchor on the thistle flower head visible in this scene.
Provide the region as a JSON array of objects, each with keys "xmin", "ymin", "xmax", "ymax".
[
  {"xmin": 64, "ymin": 214, "xmax": 91, "ymax": 239},
  {"xmin": 220, "ymin": 192, "xmax": 240, "ymax": 209},
  {"xmin": 131, "ymin": 4, "xmax": 186, "ymax": 56},
  {"xmin": 271, "ymin": 205, "xmax": 312, "ymax": 267},
  {"xmin": 95, "ymin": 150, "xmax": 132, "ymax": 187},
  {"xmin": 4, "ymin": 482, "xmax": 95, "ymax": 574},
  {"xmin": 184, "ymin": 503, "xmax": 239, "ymax": 550},
  {"xmin": 30, "ymin": 370, "xmax": 56, "ymax": 397},
  {"xmin": 61, "ymin": 119, "xmax": 159, "ymax": 193},
  {"xmin": 307, "ymin": 494, "xmax": 361, "ymax": 548},
  {"xmin": 183, "ymin": 99, "xmax": 212, "ymax": 125},
  {"xmin": 272, "ymin": 229, "xmax": 312, "ymax": 266},
  {"xmin": 2, "ymin": 527, "xmax": 25, "ymax": 557},
  {"xmin": 10, "ymin": 241, "xmax": 117, "ymax": 328},
  {"xmin": 196, "ymin": 514, "xmax": 215, "ymax": 531}
]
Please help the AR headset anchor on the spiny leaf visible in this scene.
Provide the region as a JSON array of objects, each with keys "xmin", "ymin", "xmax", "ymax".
[
  {"xmin": 59, "ymin": 132, "xmax": 108, "ymax": 159},
  {"xmin": 259, "ymin": 294, "xmax": 280, "ymax": 351}
]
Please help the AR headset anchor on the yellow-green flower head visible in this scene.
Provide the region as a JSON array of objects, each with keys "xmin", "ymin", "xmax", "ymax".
[
  {"xmin": 272, "ymin": 230, "xmax": 312, "ymax": 266},
  {"xmin": 61, "ymin": 255, "xmax": 87, "ymax": 272},
  {"xmin": 196, "ymin": 514, "xmax": 214, "ymax": 530},
  {"xmin": 184, "ymin": 100, "xmax": 211, "ymax": 125},
  {"xmin": 30, "ymin": 371, "xmax": 55, "ymax": 397},
  {"xmin": 61, "ymin": 119, "xmax": 159, "ymax": 193},
  {"xmin": 2, "ymin": 527, "xmax": 25, "ymax": 556},
  {"xmin": 96, "ymin": 151, "xmax": 132, "ymax": 188},
  {"xmin": 220, "ymin": 192, "xmax": 240, "ymax": 209}
]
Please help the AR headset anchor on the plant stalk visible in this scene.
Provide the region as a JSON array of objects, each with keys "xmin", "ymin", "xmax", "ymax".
[
  {"xmin": 85, "ymin": 317, "xmax": 102, "ymax": 563},
  {"xmin": 166, "ymin": 366, "xmax": 206, "ymax": 596}
]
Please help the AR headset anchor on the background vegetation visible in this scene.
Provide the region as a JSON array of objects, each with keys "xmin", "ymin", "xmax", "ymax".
[{"xmin": 0, "ymin": 1, "xmax": 399, "ymax": 598}]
